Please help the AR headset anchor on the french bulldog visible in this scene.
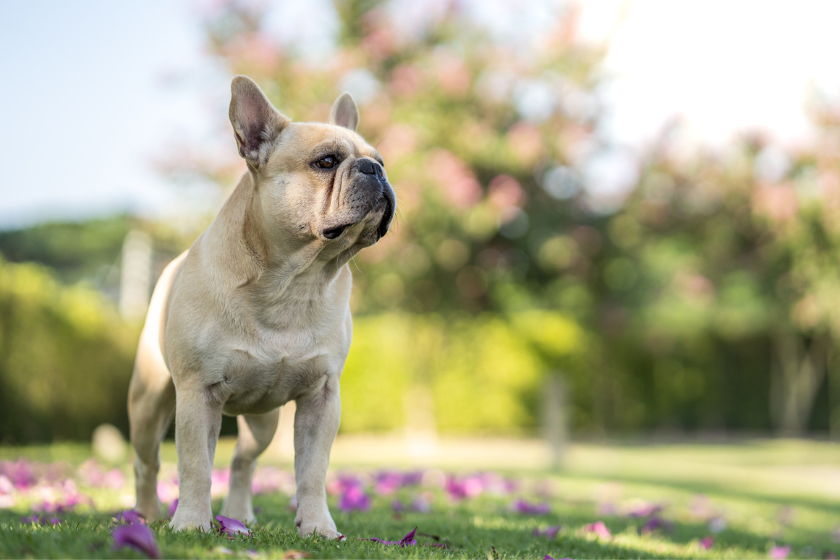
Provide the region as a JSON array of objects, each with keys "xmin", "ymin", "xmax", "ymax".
[{"xmin": 127, "ymin": 75, "xmax": 395, "ymax": 538}]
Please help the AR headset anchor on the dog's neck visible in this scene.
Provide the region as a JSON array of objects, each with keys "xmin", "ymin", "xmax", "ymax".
[{"xmin": 202, "ymin": 173, "xmax": 349, "ymax": 308}]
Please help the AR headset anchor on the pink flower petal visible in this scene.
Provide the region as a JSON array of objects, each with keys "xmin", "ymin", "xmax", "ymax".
[
  {"xmin": 533, "ymin": 525, "xmax": 563, "ymax": 538},
  {"xmin": 511, "ymin": 499, "xmax": 550, "ymax": 515},
  {"xmin": 770, "ymin": 545, "xmax": 791, "ymax": 559},
  {"xmin": 584, "ymin": 521, "xmax": 611, "ymax": 539},
  {"xmin": 113, "ymin": 523, "xmax": 160, "ymax": 559},
  {"xmin": 338, "ymin": 485, "xmax": 371, "ymax": 512},
  {"xmin": 700, "ymin": 536, "xmax": 714, "ymax": 550},
  {"xmin": 216, "ymin": 514, "xmax": 250, "ymax": 537},
  {"xmin": 369, "ymin": 527, "xmax": 418, "ymax": 546},
  {"xmin": 167, "ymin": 499, "xmax": 178, "ymax": 518},
  {"xmin": 115, "ymin": 509, "xmax": 145, "ymax": 524}
]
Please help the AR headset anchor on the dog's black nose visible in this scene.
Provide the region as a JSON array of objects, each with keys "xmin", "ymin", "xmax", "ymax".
[{"xmin": 356, "ymin": 158, "xmax": 378, "ymax": 175}]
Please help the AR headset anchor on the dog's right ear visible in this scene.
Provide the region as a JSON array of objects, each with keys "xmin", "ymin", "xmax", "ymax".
[{"xmin": 229, "ymin": 76, "xmax": 290, "ymax": 168}]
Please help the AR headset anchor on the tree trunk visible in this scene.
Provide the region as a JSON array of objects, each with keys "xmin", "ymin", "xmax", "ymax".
[{"xmin": 770, "ymin": 332, "xmax": 828, "ymax": 435}]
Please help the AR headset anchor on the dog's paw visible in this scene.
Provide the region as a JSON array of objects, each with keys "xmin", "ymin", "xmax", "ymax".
[
  {"xmin": 294, "ymin": 502, "xmax": 341, "ymax": 539},
  {"xmin": 169, "ymin": 507, "xmax": 212, "ymax": 532},
  {"xmin": 135, "ymin": 499, "xmax": 163, "ymax": 523}
]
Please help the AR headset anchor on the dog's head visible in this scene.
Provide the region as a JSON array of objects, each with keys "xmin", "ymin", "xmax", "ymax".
[{"xmin": 229, "ymin": 75, "xmax": 396, "ymax": 261}]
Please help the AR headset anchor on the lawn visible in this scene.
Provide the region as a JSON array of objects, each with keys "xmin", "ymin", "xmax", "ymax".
[{"xmin": 1, "ymin": 437, "xmax": 838, "ymax": 559}]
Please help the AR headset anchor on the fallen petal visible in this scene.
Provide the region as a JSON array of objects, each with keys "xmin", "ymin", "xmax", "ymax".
[
  {"xmin": 770, "ymin": 545, "xmax": 791, "ymax": 560},
  {"xmin": 115, "ymin": 509, "xmax": 145, "ymax": 524},
  {"xmin": 584, "ymin": 521, "xmax": 611, "ymax": 539},
  {"xmin": 640, "ymin": 516, "xmax": 674, "ymax": 535},
  {"xmin": 113, "ymin": 523, "xmax": 160, "ymax": 559},
  {"xmin": 369, "ymin": 527, "xmax": 418, "ymax": 546},
  {"xmin": 512, "ymin": 499, "xmax": 550, "ymax": 515},
  {"xmin": 533, "ymin": 526, "xmax": 562, "ymax": 538},
  {"xmin": 700, "ymin": 536, "xmax": 714, "ymax": 550},
  {"xmin": 339, "ymin": 486, "xmax": 371, "ymax": 512},
  {"xmin": 216, "ymin": 514, "xmax": 251, "ymax": 537}
]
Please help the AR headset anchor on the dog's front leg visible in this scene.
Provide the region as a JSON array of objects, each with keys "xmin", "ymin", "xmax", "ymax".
[
  {"xmin": 170, "ymin": 383, "xmax": 223, "ymax": 532},
  {"xmin": 293, "ymin": 375, "xmax": 342, "ymax": 539}
]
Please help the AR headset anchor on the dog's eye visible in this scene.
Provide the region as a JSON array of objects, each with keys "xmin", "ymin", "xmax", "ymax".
[{"xmin": 317, "ymin": 156, "xmax": 337, "ymax": 169}]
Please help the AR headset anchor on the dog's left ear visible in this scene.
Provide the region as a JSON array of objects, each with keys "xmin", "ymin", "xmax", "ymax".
[
  {"xmin": 328, "ymin": 93, "xmax": 359, "ymax": 132},
  {"xmin": 229, "ymin": 75, "xmax": 290, "ymax": 168}
]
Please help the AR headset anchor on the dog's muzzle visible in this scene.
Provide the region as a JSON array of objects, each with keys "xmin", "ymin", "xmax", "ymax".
[{"xmin": 322, "ymin": 157, "xmax": 396, "ymax": 241}]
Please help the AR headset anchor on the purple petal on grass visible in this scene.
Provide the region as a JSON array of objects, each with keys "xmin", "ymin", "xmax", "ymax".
[
  {"xmin": 533, "ymin": 526, "xmax": 563, "ymax": 538},
  {"xmin": 115, "ymin": 509, "xmax": 145, "ymax": 524},
  {"xmin": 0, "ymin": 475, "xmax": 15, "ymax": 495},
  {"xmin": 113, "ymin": 523, "xmax": 160, "ymax": 559},
  {"xmin": 47, "ymin": 517, "xmax": 62, "ymax": 525},
  {"xmin": 167, "ymin": 499, "xmax": 178, "ymax": 517},
  {"xmin": 21, "ymin": 515, "xmax": 41, "ymax": 524},
  {"xmin": 626, "ymin": 502, "xmax": 662, "ymax": 518},
  {"xmin": 700, "ymin": 536, "xmax": 714, "ymax": 550},
  {"xmin": 216, "ymin": 515, "xmax": 250, "ymax": 537},
  {"xmin": 584, "ymin": 521, "xmax": 611, "ymax": 539},
  {"xmin": 770, "ymin": 545, "xmax": 791, "ymax": 560},
  {"xmin": 391, "ymin": 499, "xmax": 405, "ymax": 512},
  {"xmin": 339, "ymin": 485, "xmax": 371, "ymax": 512},
  {"xmin": 512, "ymin": 499, "xmax": 550, "ymax": 515},
  {"xmin": 369, "ymin": 527, "xmax": 418, "ymax": 546},
  {"xmin": 639, "ymin": 516, "xmax": 674, "ymax": 534},
  {"xmin": 445, "ymin": 475, "xmax": 483, "ymax": 501}
]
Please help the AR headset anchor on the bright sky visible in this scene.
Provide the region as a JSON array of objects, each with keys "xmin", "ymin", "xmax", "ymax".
[{"xmin": 1, "ymin": 0, "xmax": 839, "ymax": 228}]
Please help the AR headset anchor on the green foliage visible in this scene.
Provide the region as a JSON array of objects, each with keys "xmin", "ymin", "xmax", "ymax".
[
  {"xmin": 0, "ymin": 256, "xmax": 138, "ymax": 443},
  {"xmin": 0, "ymin": 216, "xmax": 129, "ymax": 285},
  {"xmin": 341, "ymin": 312, "xmax": 584, "ymax": 434}
]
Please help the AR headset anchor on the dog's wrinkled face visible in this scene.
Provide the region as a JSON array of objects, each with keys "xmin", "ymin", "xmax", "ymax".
[{"xmin": 229, "ymin": 76, "xmax": 396, "ymax": 261}]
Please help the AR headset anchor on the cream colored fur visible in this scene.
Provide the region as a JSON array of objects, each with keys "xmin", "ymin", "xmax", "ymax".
[{"xmin": 128, "ymin": 76, "xmax": 393, "ymax": 538}]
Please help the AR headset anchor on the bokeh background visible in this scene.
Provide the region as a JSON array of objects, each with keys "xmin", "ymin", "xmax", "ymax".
[{"xmin": 3, "ymin": 0, "xmax": 840, "ymax": 451}]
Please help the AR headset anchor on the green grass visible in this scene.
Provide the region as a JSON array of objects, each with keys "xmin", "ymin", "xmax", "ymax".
[{"xmin": 1, "ymin": 438, "xmax": 839, "ymax": 559}]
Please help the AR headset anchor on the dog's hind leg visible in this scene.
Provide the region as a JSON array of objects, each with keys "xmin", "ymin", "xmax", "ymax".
[
  {"xmin": 128, "ymin": 359, "xmax": 175, "ymax": 521},
  {"xmin": 220, "ymin": 409, "xmax": 280, "ymax": 523}
]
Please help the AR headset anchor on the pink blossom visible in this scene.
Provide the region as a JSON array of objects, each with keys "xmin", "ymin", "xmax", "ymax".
[
  {"xmin": 533, "ymin": 526, "xmax": 562, "ymax": 538},
  {"xmin": 769, "ymin": 545, "xmax": 791, "ymax": 559},
  {"xmin": 511, "ymin": 499, "xmax": 550, "ymax": 515},
  {"xmin": 338, "ymin": 485, "xmax": 370, "ymax": 512},
  {"xmin": 428, "ymin": 150, "xmax": 483, "ymax": 209},
  {"xmin": 216, "ymin": 514, "xmax": 250, "ymax": 538},
  {"xmin": 700, "ymin": 536, "xmax": 714, "ymax": 550},
  {"xmin": 584, "ymin": 521, "xmax": 611, "ymax": 539},
  {"xmin": 113, "ymin": 523, "xmax": 160, "ymax": 559},
  {"xmin": 167, "ymin": 499, "xmax": 178, "ymax": 518},
  {"xmin": 369, "ymin": 526, "xmax": 417, "ymax": 546}
]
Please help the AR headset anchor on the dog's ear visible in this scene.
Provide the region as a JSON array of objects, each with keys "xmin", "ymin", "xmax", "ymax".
[
  {"xmin": 328, "ymin": 92, "xmax": 359, "ymax": 132},
  {"xmin": 229, "ymin": 75, "xmax": 290, "ymax": 167}
]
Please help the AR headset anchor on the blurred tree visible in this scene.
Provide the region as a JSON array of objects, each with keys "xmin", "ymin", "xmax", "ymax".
[
  {"xmin": 149, "ymin": 0, "xmax": 840, "ymax": 436},
  {"xmin": 0, "ymin": 256, "xmax": 139, "ymax": 443}
]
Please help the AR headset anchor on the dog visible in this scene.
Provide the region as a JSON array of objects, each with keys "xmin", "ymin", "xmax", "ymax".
[{"xmin": 127, "ymin": 75, "xmax": 396, "ymax": 537}]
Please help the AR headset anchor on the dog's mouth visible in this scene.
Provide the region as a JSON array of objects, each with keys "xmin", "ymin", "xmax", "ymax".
[
  {"xmin": 323, "ymin": 224, "xmax": 350, "ymax": 240},
  {"xmin": 321, "ymin": 192, "xmax": 395, "ymax": 242}
]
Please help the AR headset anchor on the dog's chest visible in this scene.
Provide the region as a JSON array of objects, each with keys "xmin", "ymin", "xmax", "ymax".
[{"xmin": 211, "ymin": 321, "xmax": 350, "ymax": 416}]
